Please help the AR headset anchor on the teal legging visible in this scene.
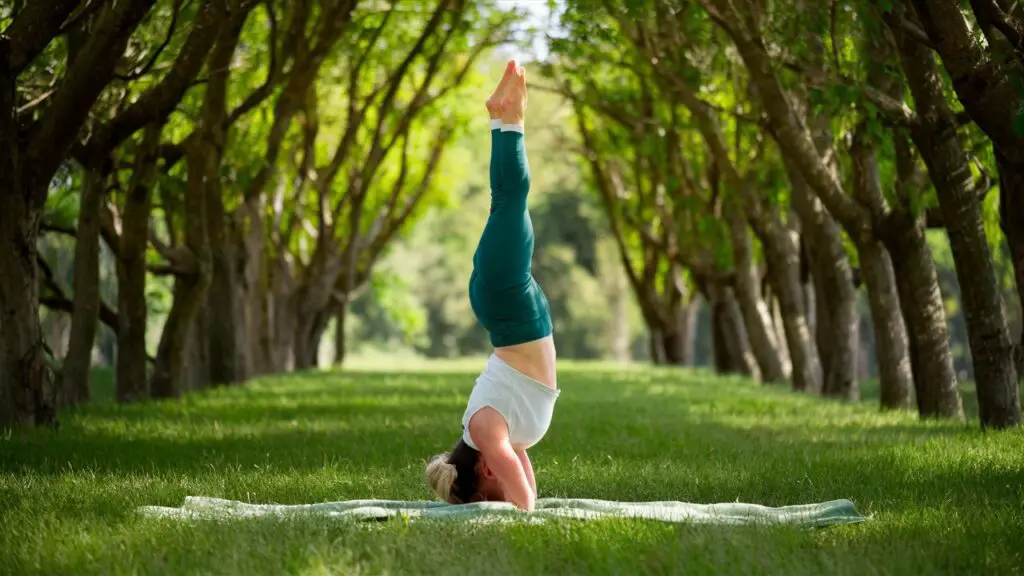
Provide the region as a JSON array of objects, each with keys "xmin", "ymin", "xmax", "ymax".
[{"xmin": 469, "ymin": 127, "xmax": 553, "ymax": 347}]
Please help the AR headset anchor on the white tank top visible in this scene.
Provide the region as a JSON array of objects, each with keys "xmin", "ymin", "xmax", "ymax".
[{"xmin": 462, "ymin": 354, "xmax": 560, "ymax": 450}]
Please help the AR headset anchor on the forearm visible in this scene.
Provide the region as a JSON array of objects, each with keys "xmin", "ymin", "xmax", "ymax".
[
  {"xmin": 499, "ymin": 464, "xmax": 535, "ymax": 511},
  {"xmin": 487, "ymin": 443, "xmax": 536, "ymax": 511},
  {"xmin": 516, "ymin": 449, "xmax": 537, "ymax": 496}
]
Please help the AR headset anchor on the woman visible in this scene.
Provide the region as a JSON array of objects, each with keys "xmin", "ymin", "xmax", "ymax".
[{"xmin": 425, "ymin": 60, "xmax": 558, "ymax": 512}]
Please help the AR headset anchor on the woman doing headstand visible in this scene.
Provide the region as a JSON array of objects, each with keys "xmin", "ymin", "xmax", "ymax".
[{"xmin": 424, "ymin": 60, "xmax": 557, "ymax": 512}]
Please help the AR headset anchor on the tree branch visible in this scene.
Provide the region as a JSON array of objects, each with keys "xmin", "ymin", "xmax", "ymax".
[
  {"xmin": 149, "ymin": 229, "xmax": 197, "ymax": 273},
  {"xmin": 57, "ymin": 0, "xmax": 107, "ymax": 35},
  {"xmin": 25, "ymin": 0, "xmax": 158, "ymax": 205},
  {"xmin": 40, "ymin": 220, "xmax": 77, "ymax": 238},
  {"xmin": 781, "ymin": 58, "xmax": 919, "ymax": 126},
  {"xmin": 970, "ymin": 0, "xmax": 1024, "ymax": 58},
  {"xmin": 888, "ymin": 11, "xmax": 937, "ymax": 50},
  {"xmin": 83, "ymin": 0, "xmax": 230, "ymax": 164},
  {"xmin": 364, "ymin": 126, "xmax": 451, "ymax": 264},
  {"xmin": 114, "ymin": 0, "xmax": 184, "ymax": 82},
  {"xmin": 5, "ymin": 0, "xmax": 80, "ymax": 75}
]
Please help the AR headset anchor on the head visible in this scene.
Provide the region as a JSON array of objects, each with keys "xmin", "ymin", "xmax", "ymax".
[{"xmin": 425, "ymin": 438, "xmax": 505, "ymax": 504}]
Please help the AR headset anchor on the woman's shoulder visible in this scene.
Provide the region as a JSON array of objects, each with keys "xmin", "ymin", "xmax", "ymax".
[{"xmin": 466, "ymin": 406, "xmax": 511, "ymax": 450}]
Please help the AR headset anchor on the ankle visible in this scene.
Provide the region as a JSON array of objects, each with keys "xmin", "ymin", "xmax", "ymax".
[{"xmin": 500, "ymin": 109, "xmax": 523, "ymax": 125}]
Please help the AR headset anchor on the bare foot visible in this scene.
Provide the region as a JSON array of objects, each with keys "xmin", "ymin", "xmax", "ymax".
[
  {"xmin": 486, "ymin": 60, "xmax": 518, "ymax": 119},
  {"xmin": 499, "ymin": 64, "xmax": 527, "ymax": 126}
]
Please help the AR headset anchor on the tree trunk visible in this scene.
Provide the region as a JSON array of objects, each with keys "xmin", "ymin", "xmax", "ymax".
[
  {"xmin": 298, "ymin": 303, "xmax": 335, "ymax": 371},
  {"xmin": 885, "ymin": 210, "xmax": 963, "ymax": 417},
  {"xmin": 61, "ymin": 169, "xmax": 106, "ymax": 407},
  {"xmin": 610, "ymin": 261, "xmax": 632, "ymax": 362},
  {"xmin": 0, "ymin": 182, "xmax": 55, "ymax": 428},
  {"xmin": 0, "ymin": 38, "xmax": 53, "ymax": 428},
  {"xmin": 205, "ymin": 190, "xmax": 242, "ymax": 385},
  {"xmin": 786, "ymin": 158, "xmax": 860, "ymax": 400},
  {"xmin": 793, "ymin": 0, "xmax": 860, "ymax": 400},
  {"xmin": 809, "ymin": 263, "xmax": 829, "ymax": 379},
  {"xmin": 648, "ymin": 329, "xmax": 665, "ymax": 365},
  {"xmin": 153, "ymin": 10, "xmax": 252, "ymax": 392},
  {"xmin": 753, "ymin": 213, "xmax": 824, "ymax": 393},
  {"xmin": 893, "ymin": 19, "xmax": 1019, "ymax": 427},
  {"xmin": 711, "ymin": 295, "xmax": 730, "ymax": 374},
  {"xmin": 291, "ymin": 247, "xmax": 346, "ymax": 371},
  {"xmin": 657, "ymin": 292, "xmax": 692, "ymax": 366},
  {"xmin": 237, "ymin": 199, "xmax": 270, "ymax": 376},
  {"xmin": 637, "ymin": 296, "xmax": 685, "ymax": 366},
  {"xmin": 116, "ymin": 125, "xmax": 162, "ymax": 403},
  {"xmin": 200, "ymin": 11, "xmax": 250, "ymax": 386},
  {"xmin": 151, "ymin": 133, "xmax": 214, "ymax": 398},
  {"xmin": 712, "ymin": 284, "xmax": 760, "ymax": 378},
  {"xmin": 268, "ymin": 262, "xmax": 296, "ymax": 373},
  {"xmin": 727, "ymin": 203, "xmax": 788, "ymax": 382},
  {"xmin": 314, "ymin": 305, "xmax": 336, "ymax": 367},
  {"xmin": 857, "ymin": 332, "xmax": 872, "ymax": 382},
  {"xmin": 849, "ymin": 129, "xmax": 914, "ymax": 409},
  {"xmin": 678, "ymin": 297, "xmax": 699, "ymax": 366},
  {"xmin": 334, "ymin": 300, "xmax": 348, "ymax": 366},
  {"xmin": 996, "ymin": 157, "xmax": 1024, "ymax": 378},
  {"xmin": 292, "ymin": 313, "xmax": 319, "ymax": 371},
  {"xmin": 661, "ymin": 326, "xmax": 685, "ymax": 366},
  {"xmin": 770, "ymin": 290, "xmax": 793, "ymax": 376},
  {"xmin": 152, "ymin": 272, "xmax": 209, "ymax": 398},
  {"xmin": 858, "ymin": 239, "xmax": 913, "ymax": 408},
  {"xmin": 183, "ymin": 306, "xmax": 209, "ymax": 392}
]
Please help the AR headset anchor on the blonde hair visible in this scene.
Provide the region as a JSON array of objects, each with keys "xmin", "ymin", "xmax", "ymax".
[{"xmin": 426, "ymin": 453, "xmax": 458, "ymax": 502}]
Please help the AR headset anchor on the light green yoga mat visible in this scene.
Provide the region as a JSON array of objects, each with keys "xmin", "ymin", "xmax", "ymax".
[{"xmin": 137, "ymin": 497, "xmax": 866, "ymax": 528}]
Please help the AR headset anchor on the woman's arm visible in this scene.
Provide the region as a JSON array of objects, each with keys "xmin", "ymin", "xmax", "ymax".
[
  {"xmin": 484, "ymin": 442, "xmax": 536, "ymax": 511},
  {"xmin": 468, "ymin": 407, "xmax": 535, "ymax": 511},
  {"xmin": 516, "ymin": 449, "xmax": 536, "ymax": 496}
]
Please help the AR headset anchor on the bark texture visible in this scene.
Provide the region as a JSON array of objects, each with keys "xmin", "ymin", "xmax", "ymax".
[
  {"xmin": 61, "ymin": 169, "xmax": 107, "ymax": 406},
  {"xmin": 892, "ymin": 10, "xmax": 1017, "ymax": 425},
  {"xmin": 116, "ymin": 126, "xmax": 162, "ymax": 403},
  {"xmin": 849, "ymin": 134, "xmax": 914, "ymax": 410},
  {"xmin": 727, "ymin": 202, "xmax": 788, "ymax": 382},
  {"xmin": 756, "ymin": 217, "xmax": 824, "ymax": 392},
  {"xmin": 786, "ymin": 158, "xmax": 860, "ymax": 400}
]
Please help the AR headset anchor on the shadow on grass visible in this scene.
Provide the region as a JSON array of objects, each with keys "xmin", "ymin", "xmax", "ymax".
[{"xmin": 856, "ymin": 377, "xmax": 1024, "ymax": 421}]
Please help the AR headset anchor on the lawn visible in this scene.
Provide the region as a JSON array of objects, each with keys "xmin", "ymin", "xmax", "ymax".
[{"xmin": 2, "ymin": 360, "xmax": 1023, "ymax": 575}]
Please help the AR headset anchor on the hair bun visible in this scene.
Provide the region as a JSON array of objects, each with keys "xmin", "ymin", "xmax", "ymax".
[{"xmin": 425, "ymin": 453, "xmax": 458, "ymax": 502}]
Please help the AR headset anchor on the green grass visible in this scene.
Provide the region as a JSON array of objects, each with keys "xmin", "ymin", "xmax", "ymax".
[{"xmin": 3, "ymin": 361, "xmax": 1023, "ymax": 575}]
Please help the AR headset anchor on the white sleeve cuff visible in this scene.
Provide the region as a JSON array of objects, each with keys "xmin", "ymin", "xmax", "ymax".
[
  {"xmin": 500, "ymin": 124, "xmax": 524, "ymax": 133},
  {"xmin": 489, "ymin": 119, "xmax": 502, "ymax": 130}
]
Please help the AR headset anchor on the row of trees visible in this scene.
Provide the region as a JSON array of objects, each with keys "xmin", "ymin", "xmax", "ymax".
[
  {"xmin": 4, "ymin": 0, "xmax": 1022, "ymax": 432},
  {"xmin": 545, "ymin": 0, "xmax": 1023, "ymax": 428},
  {"xmin": 0, "ymin": 0, "xmax": 518, "ymax": 428}
]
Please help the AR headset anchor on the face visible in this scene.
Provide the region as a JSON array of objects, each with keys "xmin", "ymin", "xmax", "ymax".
[{"xmin": 470, "ymin": 457, "xmax": 506, "ymax": 502}]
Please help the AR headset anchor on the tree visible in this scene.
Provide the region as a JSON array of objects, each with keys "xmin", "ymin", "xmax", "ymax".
[
  {"xmin": 1, "ymin": 0, "xmax": 158, "ymax": 428},
  {"xmin": 885, "ymin": 0, "xmax": 1021, "ymax": 427}
]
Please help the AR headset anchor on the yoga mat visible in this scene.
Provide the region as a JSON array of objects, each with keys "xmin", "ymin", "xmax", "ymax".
[{"xmin": 137, "ymin": 496, "xmax": 866, "ymax": 528}]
